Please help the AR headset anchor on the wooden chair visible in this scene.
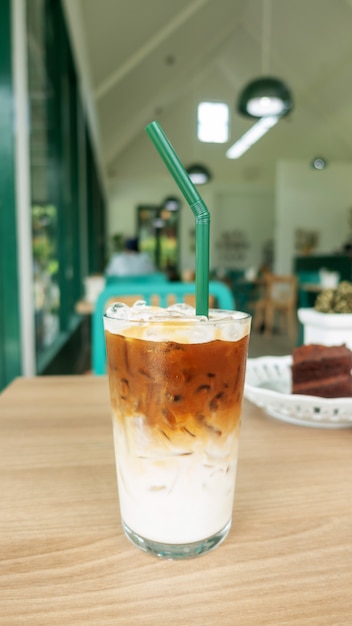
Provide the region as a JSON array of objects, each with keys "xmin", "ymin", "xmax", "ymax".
[
  {"xmin": 252, "ymin": 273, "xmax": 298, "ymax": 340},
  {"xmin": 92, "ymin": 280, "xmax": 235, "ymax": 374}
]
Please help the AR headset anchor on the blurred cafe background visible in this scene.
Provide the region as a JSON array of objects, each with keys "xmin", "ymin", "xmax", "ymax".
[{"xmin": 2, "ymin": 0, "xmax": 352, "ymax": 391}]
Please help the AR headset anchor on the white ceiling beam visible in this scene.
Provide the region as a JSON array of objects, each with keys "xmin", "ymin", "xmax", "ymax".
[
  {"xmin": 62, "ymin": 0, "xmax": 107, "ymax": 192},
  {"xmin": 94, "ymin": 0, "xmax": 210, "ymax": 101},
  {"xmin": 104, "ymin": 15, "xmax": 243, "ymax": 167}
]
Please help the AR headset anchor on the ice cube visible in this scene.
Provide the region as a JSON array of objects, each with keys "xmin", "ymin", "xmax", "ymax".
[{"xmin": 106, "ymin": 302, "xmax": 130, "ymax": 319}]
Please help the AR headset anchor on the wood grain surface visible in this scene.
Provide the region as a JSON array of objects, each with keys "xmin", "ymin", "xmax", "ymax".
[{"xmin": 0, "ymin": 376, "xmax": 351, "ymax": 625}]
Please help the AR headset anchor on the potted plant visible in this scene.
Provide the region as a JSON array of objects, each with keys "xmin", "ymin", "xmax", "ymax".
[{"xmin": 298, "ymin": 281, "xmax": 352, "ymax": 349}]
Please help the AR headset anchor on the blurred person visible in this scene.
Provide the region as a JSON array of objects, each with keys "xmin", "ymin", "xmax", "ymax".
[{"xmin": 105, "ymin": 237, "xmax": 157, "ymax": 277}]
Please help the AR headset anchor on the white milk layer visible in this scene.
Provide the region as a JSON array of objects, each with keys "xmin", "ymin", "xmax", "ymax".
[{"xmin": 113, "ymin": 415, "xmax": 240, "ymax": 544}]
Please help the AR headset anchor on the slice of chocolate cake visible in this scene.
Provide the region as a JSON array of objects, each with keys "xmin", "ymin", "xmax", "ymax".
[{"xmin": 292, "ymin": 344, "xmax": 352, "ymax": 398}]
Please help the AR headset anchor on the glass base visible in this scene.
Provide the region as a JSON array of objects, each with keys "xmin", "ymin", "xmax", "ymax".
[{"xmin": 122, "ymin": 519, "xmax": 231, "ymax": 560}]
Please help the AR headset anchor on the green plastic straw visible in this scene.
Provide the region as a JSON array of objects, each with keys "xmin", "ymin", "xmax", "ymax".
[{"xmin": 145, "ymin": 120, "xmax": 210, "ymax": 316}]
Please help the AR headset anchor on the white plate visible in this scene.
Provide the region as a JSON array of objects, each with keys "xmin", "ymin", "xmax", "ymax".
[{"xmin": 244, "ymin": 355, "xmax": 352, "ymax": 428}]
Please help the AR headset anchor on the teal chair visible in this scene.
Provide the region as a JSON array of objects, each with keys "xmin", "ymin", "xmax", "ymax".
[
  {"xmin": 92, "ymin": 280, "xmax": 235, "ymax": 375},
  {"xmin": 105, "ymin": 272, "xmax": 167, "ymax": 286}
]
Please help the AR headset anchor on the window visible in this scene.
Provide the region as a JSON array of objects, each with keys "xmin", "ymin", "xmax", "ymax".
[
  {"xmin": 197, "ymin": 102, "xmax": 229, "ymax": 143},
  {"xmin": 26, "ymin": 0, "xmax": 106, "ymax": 372}
]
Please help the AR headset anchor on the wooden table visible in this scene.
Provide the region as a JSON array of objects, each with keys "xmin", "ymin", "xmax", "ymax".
[{"xmin": 1, "ymin": 376, "xmax": 351, "ymax": 625}]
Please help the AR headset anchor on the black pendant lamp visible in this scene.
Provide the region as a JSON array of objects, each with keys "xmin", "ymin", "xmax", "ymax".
[
  {"xmin": 186, "ymin": 164, "xmax": 212, "ymax": 185},
  {"xmin": 237, "ymin": 0, "xmax": 293, "ymax": 120},
  {"xmin": 162, "ymin": 196, "xmax": 181, "ymax": 211},
  {"xmin": 237, "ymin": 76, "xmax": 293, "ymax": 119}
]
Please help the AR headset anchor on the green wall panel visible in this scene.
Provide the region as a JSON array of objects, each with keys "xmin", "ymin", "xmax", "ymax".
[
  {"xmin": 0, "ymin": 0, "xmax": 107, "ymax": 390},
  {"xmin": 0, "ymin": 0, "xmax": 22, "ymax": 391}
]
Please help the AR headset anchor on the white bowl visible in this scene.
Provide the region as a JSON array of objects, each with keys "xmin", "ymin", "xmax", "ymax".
[{"xmin": 245, "ymin": 355, "xmax": 352, "ymax": 428}]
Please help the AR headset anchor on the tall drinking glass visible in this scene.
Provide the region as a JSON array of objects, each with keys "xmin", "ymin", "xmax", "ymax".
[{"xmin": 104, "ymin": 302, "xmax": 251, "ymax": 559}]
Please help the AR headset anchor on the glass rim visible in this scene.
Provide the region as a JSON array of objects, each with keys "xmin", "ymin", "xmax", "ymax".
[{"xmin": 103, "ymin": 304, "xmax": 251, "ymax": 325}]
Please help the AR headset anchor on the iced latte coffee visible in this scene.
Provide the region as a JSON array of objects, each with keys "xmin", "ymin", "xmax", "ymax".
[{"xmin": 104, "ymin": 301, "xmax": 251, "ymax": 558}]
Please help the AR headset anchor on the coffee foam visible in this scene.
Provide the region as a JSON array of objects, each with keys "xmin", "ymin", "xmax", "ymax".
[{"xmin": 104, "ymin": 301, "xmax": 251, "ymax": 343}]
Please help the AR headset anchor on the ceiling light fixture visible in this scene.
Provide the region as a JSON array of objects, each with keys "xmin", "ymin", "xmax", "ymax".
[
  {"xmin": 186, "ymin": 164, "xmax": 212, "ymax": 185},
  {"xmin": 311, "ymin": 157, "xmax": 327, "ymax": 170},
  {"xmin": 237, "ymin": 77, "xmax": 293, "ymax": 119},
  {"xmin": 236, "ymin": 0, "xmax": 293, "ymax": 120},
  {"xmin": 153, "ymin": 217, "xmax": 165, "ymax": 229},
  {"xmin": 226, "ymin": 115, "xmax": 279, "ymax": 159},
  {"xmin": 162, "ymin": 196, "xmax": 181, "ymax": 211}
]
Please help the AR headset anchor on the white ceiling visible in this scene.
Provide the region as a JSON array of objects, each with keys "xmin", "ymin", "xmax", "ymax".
[{"xmin": 64, "ymin": 0, "xmax": 352, "ymax": 187}]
